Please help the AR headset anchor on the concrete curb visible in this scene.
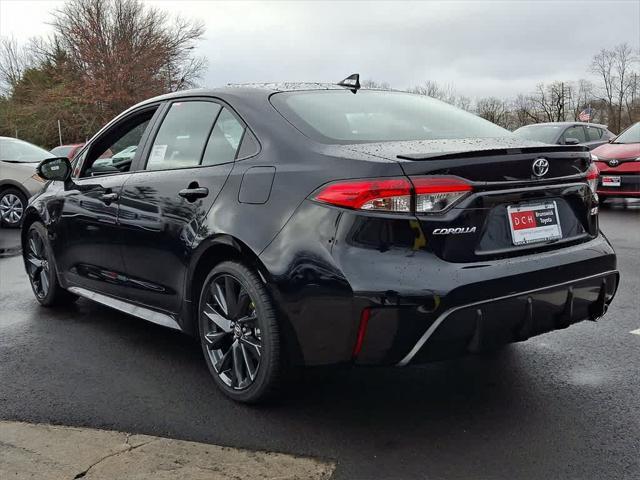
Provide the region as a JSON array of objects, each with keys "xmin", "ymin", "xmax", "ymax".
[{"xmin": 0, "ymin": 421, "xmax": 335, "ymax": 479}]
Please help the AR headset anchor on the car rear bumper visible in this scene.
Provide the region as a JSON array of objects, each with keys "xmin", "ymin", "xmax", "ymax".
[
  {"xmin": 260, "ymin": 202, "xmax": 618, "ymax": 367},
  {"xmin": 393, "ymin": 269, "xmax": 618, "ymax": 366}
]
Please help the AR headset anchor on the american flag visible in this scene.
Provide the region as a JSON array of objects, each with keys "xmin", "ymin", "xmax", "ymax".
[{"xmin": 578, "ymin": 107, "xmax": 593, "ymax": 122}]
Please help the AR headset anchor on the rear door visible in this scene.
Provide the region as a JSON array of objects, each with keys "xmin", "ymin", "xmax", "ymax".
[{"xmin": 118, "ymin": 98, "xmax": 248, "ymax": 313}]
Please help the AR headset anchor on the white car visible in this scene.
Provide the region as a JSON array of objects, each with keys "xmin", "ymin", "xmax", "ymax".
[{"xmin": 0, "ymin": 137, "xmax": 50, "ymax": 227}]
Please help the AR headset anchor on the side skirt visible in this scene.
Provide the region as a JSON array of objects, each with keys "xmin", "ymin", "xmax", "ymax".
[{"xmin": 67, "ymin": 286, "xmax": 182, "ymax": 331}]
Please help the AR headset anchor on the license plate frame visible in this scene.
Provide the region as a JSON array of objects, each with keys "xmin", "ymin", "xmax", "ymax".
[
  {"xmin": 601, "ymin": 176, "xmax": 621, "ymax": 187},
  {"xmin": 507, "ymin": 202, "xmax": 562, "ymax": 246}
]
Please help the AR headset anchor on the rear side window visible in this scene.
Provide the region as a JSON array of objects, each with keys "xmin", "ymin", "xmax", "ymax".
[
  {"xmin": 271, "ymin": 90, "xmax": 509, "ymax": 144},
  {"xmin": 146, "ymin": 101, "xmax": 221, "ymax": 171},
  {"xmin": 585, "ymin": 127, "xmax": 603, "ymax": 141},
  {"xmin": 202, "ymin": 108, "xmax": 245, "ymax": 166},
  {"xmin": 562, "ymin": 126, "xmax": 587, "ymax": 143}
]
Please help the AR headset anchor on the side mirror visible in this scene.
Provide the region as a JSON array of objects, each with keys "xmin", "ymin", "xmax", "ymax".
[
  {"xmin": 564, "ymin": 137, "xmax": 580, "ymax": 145},
  {"xmin": 37, "ymin": 157, "xmax": 72, "ymax": 182}
]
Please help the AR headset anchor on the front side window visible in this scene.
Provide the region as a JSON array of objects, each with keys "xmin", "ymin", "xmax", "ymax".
[
  {"xmin": 271, "ymin": 90, "xmax": 509, "ymax": 144},
  {"xmin": 562, "ymin": 126, "xmax": 587, "ymax": 143},
  {"xmin": 146, "ymin": 101, "xmax": 221, "ymax": 171},
  {"xmin": 81, "ymin": 108, "xmax": 157, "ymax": 177}
]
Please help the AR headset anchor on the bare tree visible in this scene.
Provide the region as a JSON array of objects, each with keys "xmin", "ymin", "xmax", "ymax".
[
  {"xmin": 591, "ymin": 47, "xmax": 618, "ymax": 129},
  {"xmin": 49, "ymin": 0, "xmax": 206, "ymax": 120},
  {"xmin": 476, "ymin": 97, "xmax": 508, "ymax": 127},
  {"xmin": 409, "ymin": 80, "xmax": 457, "ymax": 105},
  {"xmin": 0, "ymin": 36, "xmax": 35, "ymax": 95},
  {"xmin": 360, "ymin": 79, "xmax": 391, "ymax": 90},
  {"xmin": 612, "ymin": 43, "xmax": 637, "ymax": 129},
  {"xmin": 511, "ymin": 94, "xmax": 539, "ymax": 127}
]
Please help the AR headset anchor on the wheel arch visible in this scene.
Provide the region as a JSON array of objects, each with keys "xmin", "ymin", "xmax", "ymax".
[
  {"xmin": 183, "ymin": 234, "xmax": 272, "ymax": 335},
  {"xmin": 183, "ymin": 234, "xmax": 303, "ymax": 365},
  {"xmin": 0, "ymin": 180, "xmax": 30, "ymax": 199},
  {"xmin": 20, "ymin": 207, "xmax": 43, "ymax": 251}
]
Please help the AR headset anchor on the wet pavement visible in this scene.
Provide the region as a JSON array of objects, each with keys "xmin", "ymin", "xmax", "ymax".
[{"xmin": 0, "ymin": 204, "xmax": 639, "ymax": 479}]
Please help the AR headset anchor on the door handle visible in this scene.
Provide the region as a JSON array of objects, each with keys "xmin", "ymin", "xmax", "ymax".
[
  {"xmin": 178, "ymin": 187, "xmax": 209, "ymax": 201},
  {"xmin": 99, "ymin": 192, "xmax": 119, "ymax": 204}
]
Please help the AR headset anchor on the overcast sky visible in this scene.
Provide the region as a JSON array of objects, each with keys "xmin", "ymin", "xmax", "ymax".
[{"xmin": 1, "ymin": 0, "xmax": 639, "ymax": 99}]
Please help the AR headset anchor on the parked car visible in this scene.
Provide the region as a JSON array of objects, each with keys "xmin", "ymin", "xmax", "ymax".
[
  {"xmin": 50, "ymin": 143, "xmax": 84, "ymax": 160},
  {"xmin": 513, "ymin": 122, "xmax": 614, "ymax": 150},
  {"xmin": 592, "ymin": 121, "xmax": 640, "ymax": 200},
  {"xmin": 91, "ymin": 145, "xmax": 138, "ymax": 171},
  {"xmin": 0, "ymin": 137, "xmax": 49, "ymax": 227},
  {"xmin": 23, "ymin": 80, "xmax": 618, "ymax": 403}
]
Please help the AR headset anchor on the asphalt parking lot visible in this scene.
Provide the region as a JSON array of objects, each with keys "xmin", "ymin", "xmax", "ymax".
[{"xmin": 0, "ymin": 202, "xmax": 639, "ymax": 480}]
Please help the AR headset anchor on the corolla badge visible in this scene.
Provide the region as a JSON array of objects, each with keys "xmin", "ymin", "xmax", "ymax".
[
  {"xmin": 532, "ymin": 158, "xmax": 550, "ymax": 177},
  {"xmin": 608, "ymin": 159, "xmax": 619, "ymax": 167},
  {"xmin": 432, "ymin": 227, "xmax": 477, "ymax": 235}
]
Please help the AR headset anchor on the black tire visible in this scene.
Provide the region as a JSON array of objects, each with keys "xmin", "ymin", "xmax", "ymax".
[
  {"xmin": 198, "ymin": 261, "xmax": 283, "ymax": 403},
  {"xmin": 24, "ymin": 222, "xmax": 78, "ymax": 307},
  {"xmin": 0, "ymin": 188, "xmax": 27, "ymax": 228}
]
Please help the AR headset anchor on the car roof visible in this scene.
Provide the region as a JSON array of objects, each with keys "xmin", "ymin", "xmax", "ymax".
[
  {"xmin": 129, "ymin": 83, "xmax": 395, "ymax": 110},
  {"xmin": 520, "ymin": 121, "xmax": 609, "ymax": 129}
]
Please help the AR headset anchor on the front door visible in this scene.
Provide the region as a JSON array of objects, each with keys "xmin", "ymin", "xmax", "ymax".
[
  {"xmin": 56, "ymin": 105, "xmax": 161, "ymax": 298},
  {"xmin": 118, "ymin": 100, "xmax": 247, "ymax": 313}
]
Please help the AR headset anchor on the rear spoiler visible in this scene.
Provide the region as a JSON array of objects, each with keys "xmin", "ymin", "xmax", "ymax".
[{"xmin": 397, "ymin": 145, "xmax": 590, "ymax": 161}]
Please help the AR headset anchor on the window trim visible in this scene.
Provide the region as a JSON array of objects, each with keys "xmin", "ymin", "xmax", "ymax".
[
  {"xmin": 139, "ymin": 96, "xmax": 258, "ymax": 173},
  {"xmin": 75, "ymin": 103, "xmax": 163, "ymax": 179}
]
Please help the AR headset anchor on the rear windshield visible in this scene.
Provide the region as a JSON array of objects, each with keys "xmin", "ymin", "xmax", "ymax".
[
  {"xmin": 271, "ymin": 90, "xmax": 508, "ymax": 144},
  {"xmin": 0, "ymin": 138, "xmax": 52, "ymax": 162},
  {"xmin": 512, "ymin": 124, "xmax": 562, "ymax": 144},
  {"xmin": 614, "ymin": 122, "xmax": 640, "ymax": 144},
  {"xmin": 50, "ymin": 146, "xmax": 73, "ymax": 157}
]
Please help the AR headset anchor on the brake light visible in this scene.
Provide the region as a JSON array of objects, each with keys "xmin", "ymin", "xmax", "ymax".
[
  {"xmin": 411, "ymin": 177, "xmax": 472, "ymax": 213},
  {"xmin": 314, "ymin": 178, "xmax": 412, "ymax": 212},
  {"xmin": 313, "ymin": 176, "xmax": 472, "ymax": 213},
  {"xmin": 586, "ymin": 162, "xmax": 599, "ymax": 194}
]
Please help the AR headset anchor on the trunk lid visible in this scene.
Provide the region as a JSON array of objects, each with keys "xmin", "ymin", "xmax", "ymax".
[{"xmin": 345, "ymin": 138, "xmax": 597, "ymax": 262}]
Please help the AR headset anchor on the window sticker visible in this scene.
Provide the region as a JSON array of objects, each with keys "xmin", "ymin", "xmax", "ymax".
[{"xmin": 148, "ymin": 144, "xmax": 167, "ymax": 167}]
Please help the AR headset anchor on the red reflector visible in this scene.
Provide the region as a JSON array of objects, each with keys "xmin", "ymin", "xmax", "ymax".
[
  {"xmin": 410, "ymin": 176, "xmax": 473, "ymax": 194},
  {"xmin": 352, "ymin": 308, "xmax": 371, "ymax": 358},
  {"xmin": 586, "ymin": 162, "xmax": 599, "ymax": 180},
  {"xmin": 314, "ymin": 178, "xmax": 411, "ymax": 210}
]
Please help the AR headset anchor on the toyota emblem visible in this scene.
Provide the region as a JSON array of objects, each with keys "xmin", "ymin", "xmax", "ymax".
[
  {"xmin": 608, "ymin": 159, "xmax": 619, "ymax": 167},
  {"xmin": 532, "ymin": 158, "xmax": 549, "ymax": 177}
]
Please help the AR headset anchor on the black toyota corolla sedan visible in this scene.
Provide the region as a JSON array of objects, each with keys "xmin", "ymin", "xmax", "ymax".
[{"xmin": 23, "ymin": 77, "xmax": 618, "ymax": 403}]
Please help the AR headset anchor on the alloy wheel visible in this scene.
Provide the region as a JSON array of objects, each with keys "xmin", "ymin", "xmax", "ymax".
[
  {"xmin": 201, "ymin": 274, "xmax": 262, "ymax": 390},
  {"xmin": 25, "ymin": 229, "xmax": 51, "ymax": 298},
  {"xmin": 0, "ymin": 193, "xmax": 24, "ymax": 225}
]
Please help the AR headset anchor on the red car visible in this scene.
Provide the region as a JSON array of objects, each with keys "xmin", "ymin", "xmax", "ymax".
[
  {"xmin": 49, "ymin": 143, "xmax": 84, "ymax": 160},
  {"xmin": 592, "ymin": 122, "xmax": 640, "ymax": 199}
]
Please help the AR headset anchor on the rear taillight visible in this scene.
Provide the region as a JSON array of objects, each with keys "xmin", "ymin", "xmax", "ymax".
[
  {"xmin": 313, "ymin": 178, "xmax": 412, "ymax": 212},
  {"xmin": 411, "ymin": 177, "xmax": 472, "ymax": 213},
  {"xmin": 586, "ymin": 162, "xmax": 599, "ymax": 194},
  {"xmin": 313, "ymin": 176, "xmax": 472, "ymax": 213}
]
